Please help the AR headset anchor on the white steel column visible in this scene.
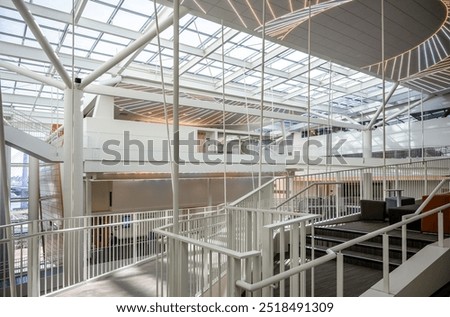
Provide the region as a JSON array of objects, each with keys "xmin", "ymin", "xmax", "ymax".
[
  {"xmin": 362, "ymin": 173, "xmax": 374, "ymax": 200},
  {"xmin": 28, "ymin": 156, "xmax": 40, "ymax": 296},
  {"xmin": 63, "ymin": 87, "xmax": 84, "ymax": 286},
  {"xmin": 171, "ymin": 0, "xmax": 181, "ymax": 296},
  {"xmin": 362, "ymin": 129, "xmax": 372, "ymax": 160},
  {"xmin": 0, "ymin": 85, "xmax": 16, "ymax": 296},
  {"xmin": 63, "ymin": 88, "xmax": 84, "ymax": 218}
]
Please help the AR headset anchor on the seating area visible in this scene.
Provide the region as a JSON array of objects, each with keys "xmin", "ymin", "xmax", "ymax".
[{"xmin": 360, "ymin": 191, "xmax": 450, "ymax": 233}]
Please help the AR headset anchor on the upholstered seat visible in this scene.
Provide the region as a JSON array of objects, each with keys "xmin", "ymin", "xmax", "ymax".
[{"xmin": 360, "ymin": 200, "xmax": 387, "ymax": 221}]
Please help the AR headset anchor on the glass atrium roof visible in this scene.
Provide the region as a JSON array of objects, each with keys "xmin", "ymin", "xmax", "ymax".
[{"xmin": 0, "ymin": 0, "xmax": 425, "ymax": 133}]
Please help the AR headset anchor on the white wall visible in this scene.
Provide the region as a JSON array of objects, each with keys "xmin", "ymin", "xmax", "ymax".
[{"xmin": 83, "ymin": 117, "xmax": 288, "ymax": 173}]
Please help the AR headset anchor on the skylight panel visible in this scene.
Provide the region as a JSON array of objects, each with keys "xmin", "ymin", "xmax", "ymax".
[
  {"xmin": 198, "ymin": 66, "xmax": 222, "ymax": 77},
  {"xmin": 228, "ymin": 46, "xmax": 257, "ymax": 60},
  {"xmin": 32, "ymin": 0, "xmax": 72, "ymax": 13},
  {"xmin": 159, "ymin": 27, "xmax": 174, "ymax": 40},
  {"xmin": 0, "ymin": 19, "xmax": 25, "ymax": 37},
  {"xmin": 179, "ymin": 29, "xmax": 202, "ymax": 47},
  {"xmin": 34, "ymin": 16, "xmax": 67, "ymax": 30},
  {"xmin": 284, "ymin": 50, "xmax": 309, "ymax": 62},
  {"xmin": 0, "ymin": 7, "xmax": 22, "ymax": 20},
  {"xmin": 62, "ymin": 34, "xmax": 97, "ymax": 51},
  {"xmin": 0, "ymin": 34, "xmax": 22, "ymax": 45},
  {"xmin": 134, "ymin": 50, "xmax": 157, "ymax": 64},
  {"xmin": 120, "ymin": 0, "xmax": 156, "ymax": 16},
  {"xmin": 270, "ymin": 58, "xmax": 295, "ymax": 71},
  {"xmin": 192, "ymin": 19, "xmax": 221, "ymax": 36},
  {"xmin": 74, "ymin": 27, "xmax": 101, "ymax": 38},
  {"xmin": 82, "ymin": 2, "xmax": 115, "ymax": 23},
  {"xmin": 101, "ymin": 33, "xmax": 132, "ymax": 46},
  {"xmin": 94, "ymin": 40, "xmax": 126, "ymax": 57},
  {"xmin": 24, "ymin": 39, "xmax": 44, "ymax": 49},
  {"xmin": 111, "ymin": 10, "xmax": 148, "ymax": 31}
]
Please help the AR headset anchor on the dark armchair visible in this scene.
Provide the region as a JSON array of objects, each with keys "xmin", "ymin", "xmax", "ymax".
[{"xmin": 360, "ymin": 199, "xmax": 387, "ymax": 221}]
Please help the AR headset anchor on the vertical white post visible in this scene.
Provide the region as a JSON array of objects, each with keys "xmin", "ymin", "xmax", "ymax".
[
  {"xmin": 28, "ymin": 156, "xmax": 40, "ymax": 296},
  {"xmin": 362, "ymin": 172, "xmax": 373, "ymax": 200},
  {"xmin": 382, "ymin": 233, "xmax": 390, "ymax": 293},
  {"xmin": 290, "ymin": 224, "xmax": 299, "ymax": 296},
  {"xmin": 335, "ymin": 174, "xmax": 342, "ymax": 218},
  {"xmin": 63, "ymin": 87, "xmax": 84, "ymax": 286},
  {"xmin": 233, "ymin": 257, "xmax": 242, "ymax": 297},
  {"xmin": 362, "ymin": 129, "xmax": 372, "ymax": 161},
  {"xmin": 0, "ymin": 86, "xmax": 16, "ymax": 296},
  {"xmin": 394, "ymin": 165, "xmax": 399, "ymax": 191},
  {"xmin": 179, "ymin": 241, "xmax": 189, "ymax": 296},
  {"xmin": 300, "ymin": 221, "xmax": 306, "ymax": 297},
  {"xmin": 336, "ymin": 252, "xmax": 344, "ymax": 297},
  {"xmin": 401, "ymin": 222, "xmax": 407, "ymax": 263},
  {"xmin": 261, "ymin": 226, "xmax": 273, "ymax": 296},
  {"xmin": 438, "ymin": 211, "xmax": 444, "ymax": 247}
]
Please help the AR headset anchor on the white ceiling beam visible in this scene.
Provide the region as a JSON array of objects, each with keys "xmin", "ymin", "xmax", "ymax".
[
  {"xmin": 116, "ymin": 7, "xmax": 181, "ymax": 75},
  {"xmin": 0, "ymin": 60, "xmax": 65, "ymax": 90},
  {"xmin": 180, "ymin": 28, "xmax": 240, "ymax": 75},
  {"xmin": 2, "ymin": 93, "xmax": 61, "ymax": 107},
  {"xmin": 11, "ymin": 0, "xmax": 72, "ymax": 88},
  {"xmin": 79, "ymin": 7, "xmax": 189, "ymax": 89},
  {"xmin": 366, "ymin": 82, "xmax": 400, "ymax": 129},
  {"xmin": 74, "ymin": 0, "xmax": 89, "ymax": 24}
]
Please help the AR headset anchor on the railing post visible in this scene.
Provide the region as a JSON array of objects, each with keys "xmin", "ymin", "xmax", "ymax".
[
  {"xmin": 335, "ymin": 174, "xmax": 342, "ymax": 218},
  {"xmin": 438, "ymin": 211, "xmax": 444, "ymax": 247},
  {"xmin": 27, "ymin": 221, "xmax": 40, "ymax": 297},
  {"xmin": 132, "ymin": 213, "xmax": 137, "ymax": 264},
  {"xmin": 424, "ymin": 163, "xmax": 428, "ymax": 195},
  {"xmin": 382, "ymin": 233, "xmax": 390, "ymax": 294},
  {"xmin": 179, "ymin": 241, "xmax": 189, "ymax": 296},
  {"xmin": 336, "ymin": 251, "xmax": 344, "ymax": 297},
  {"xmin": 233, "ymin": 257, "xmax": 242, "ymax": 297},
  {"xmin": 401, "ymin": 221, "xmax": 407, "ymax": 263},
  {"xmin": 300, "ymin": 221, "xmax": 306, "ymax": 297},
  {"xmin": 261, "ymin": 226, "xmax": 273, "ymax": 296},
  {"xmin": 290, "ymin": 224, "xmax": 299, "ymax": 296}
]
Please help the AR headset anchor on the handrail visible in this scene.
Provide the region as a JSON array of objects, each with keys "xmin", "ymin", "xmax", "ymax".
[
  {"xmin": 236, "ymin": 178, "xmax": 450, "ymax": 293},
  {"xmin": 229, "ymin": 177, "xmax": 281, "ymax": 206},
  {"xmin": 225, "ymin": 206, "xmax": 306, "ymax": 217},
  {"xmin": 329, "ymin": 202, "xmax": 450, "ymax": 253},
  {"xmin": 153, "ymin": 227, "xmax": 260, "ymax": 260},
  {"xmin": 236, "ymin": 253, "xmax": 337, "ymax": 292},
  {"xmin": 413, "ymin": 178, "xmax": 450, "ymax": 215},
  {"xmin": 237, "ymin": 202, "xmax": 450, "ymax": 293},
  {"xmin": 275, "ymin": 181, "xmax": 345, "ymax": 209},
  {"xmin": 264, "ymin": 213, "xmax": 321, "ymax": 230}
]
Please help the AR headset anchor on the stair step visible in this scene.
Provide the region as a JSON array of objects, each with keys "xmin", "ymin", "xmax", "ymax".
[
  {"xmin": 314, "ymin": 226, "xmax": 437, "ymax": 249},
  {"xmin": 307, "ymin": 234, "xmax": 420, "ymax": 259},
  {"xmin": 308, "ymin": 245, "xmax": 401, "ymax": 270}
]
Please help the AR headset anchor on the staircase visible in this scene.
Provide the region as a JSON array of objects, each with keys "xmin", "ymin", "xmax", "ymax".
[
  {"xmin": 308, "ymin": 223, "xmax": 438, "ymax": 271},
  {"xmin": 274, "ymin": 221, "xmax": 440, "ymax": 297}
]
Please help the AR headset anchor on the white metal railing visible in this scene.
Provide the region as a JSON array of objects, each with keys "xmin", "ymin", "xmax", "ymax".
[
  {"xmin": 2, "ymin": 207, "xmax": 230, "ymax": 297},
  {"xmin": 235, "ymin": 177, "xmax": 450, "ymax": 296},
  {"xmin": 270, "ymin": 158, "xmax": 450, "ymax": 222},
  {"xmin": 3, "ymin": 107, "xmax": 54, "ymax": 140},
  {"xmin": 152, "ymin": 206, "xmax": 318, "ymax": 297}
]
